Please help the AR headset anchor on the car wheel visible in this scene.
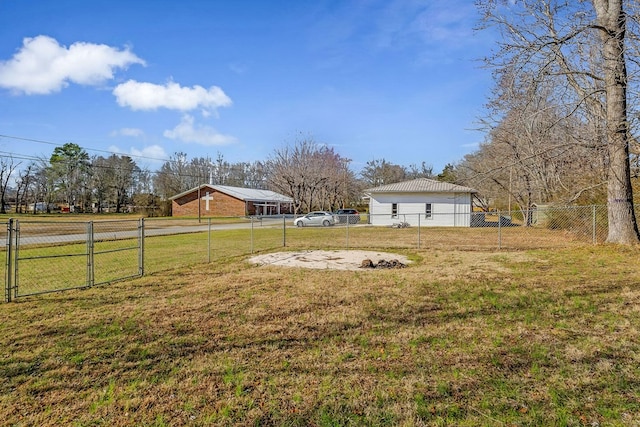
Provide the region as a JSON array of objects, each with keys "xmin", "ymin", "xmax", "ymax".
[
  {"xmin": 296, "ymin": 222, "xmax": 304, "ymax": 227},
  {"xmin": 323, "ymin": 220, "xmax": 330, "ymax": 226}
]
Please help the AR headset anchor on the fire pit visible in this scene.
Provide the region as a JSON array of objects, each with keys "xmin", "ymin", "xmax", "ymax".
[{"xmin": 360, "ymin": 258, "xmax": 407, "ymax": 269}]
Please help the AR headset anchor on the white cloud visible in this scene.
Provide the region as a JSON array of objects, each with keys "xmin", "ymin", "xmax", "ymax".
[
  {"xmin": 108, "ymin": 144, "xmax": 168, "ymax": 162},
  {"xmin": 130, "ymin": 144, "xmax": 168, "ymax": 161},
  {"xmin": 461, "ymin": 142, "xmax": 480, "ymax": 148},
  {"xmin": 228, "ymin": 62, "xmax": 248, "ymax": 74},
  {"xmin": 412, "ymin": 3, "xmax": 476, "ymax": 45},
  {"xmin": 163, "ymin": 114, "xmax": 236, "ymax": 146},
  {"xmin": 113, "ymin": 80, "xmax": 232, "ymax": 114},
  {"xmin": 110, "ymin": 127, "xmax": 145, "ymax": 138},
  {"xmin": 0, "ymin": 35, "xmax": 145, "ymax": 95}
]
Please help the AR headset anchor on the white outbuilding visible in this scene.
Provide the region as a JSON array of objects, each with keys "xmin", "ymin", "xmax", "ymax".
[{"xmin": 365, "ymin": 178, "xmax": 477, "ymax": 227}]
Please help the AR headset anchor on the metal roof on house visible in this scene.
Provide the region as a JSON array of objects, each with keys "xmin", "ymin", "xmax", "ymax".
[
  {"xmin": 211, "ymin": 185, "xmax": 293, "ymax": 202},
  {"xmin": 365, "ymin": 178, "xmax": 477, "ymax": 194},
  {"xmin": 170, "ymin": 184, "xmax": 293, "ymax": 202}
]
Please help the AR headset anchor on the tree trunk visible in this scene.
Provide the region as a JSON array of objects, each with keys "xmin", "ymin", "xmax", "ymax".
[{"xmin": 594, "ymin": 0, "xmax": 640, "ymax": 243}]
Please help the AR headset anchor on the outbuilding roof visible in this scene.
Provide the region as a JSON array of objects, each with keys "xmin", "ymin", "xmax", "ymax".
[
  {"xmin": 365, "ymin": 178, "xmax": 477, "ymax": 194},
  {"xmin": 170, "ymin": 184, "xmax": 293, "ymax": 202}
]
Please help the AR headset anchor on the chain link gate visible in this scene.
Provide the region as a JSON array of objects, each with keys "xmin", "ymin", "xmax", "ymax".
[{"xmin": 4, "ymin": 218, "xmax": 143, "ymax": 301}]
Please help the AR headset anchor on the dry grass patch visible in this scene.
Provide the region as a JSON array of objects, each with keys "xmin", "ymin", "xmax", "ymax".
[
  {"xmin": 415, "ymin": 250, "xmax": 536, "ymax": 281},
  {"xmin": 1, "ymin": 246, "xmax": 640, "ymax": 425}
]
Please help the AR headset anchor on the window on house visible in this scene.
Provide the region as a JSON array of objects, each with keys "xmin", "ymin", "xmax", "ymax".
[
  {"xmin": 425, "ymin": 203, "xmax": 432, "ymax": 219},
  {"xmin": 391, "ymin": 203, "xmax": 398, "ymax": 218}
]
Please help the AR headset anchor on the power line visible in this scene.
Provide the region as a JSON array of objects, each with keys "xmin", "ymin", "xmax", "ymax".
[
  {"xmin": 0, "ymin": 134, "xmax": 291, "ymax": 193},
  {"xmin": 0, "ymin": 133, "xmax": 173, "ymax": 163},
  {"xmin": 0, "ymin": 148, "xmax": 269, "ymax": 183},
  {"xmin": 0, "ymin": 134, "xmax": 270, "ymax": 181},
  {"xmin": 0, "ymin": 151, "xmax": 42, "ymax": 162}
]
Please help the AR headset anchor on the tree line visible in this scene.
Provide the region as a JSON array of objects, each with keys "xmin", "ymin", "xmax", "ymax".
[{"xmin": 3, "ymin": 138, "xmax": 435, "ymax": 216}]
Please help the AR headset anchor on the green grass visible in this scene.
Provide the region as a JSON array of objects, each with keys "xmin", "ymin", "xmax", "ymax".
[
  {"xmin": 2, "ymin": 243, "xmax": 640, "ymax": 425},
  {"xmin": 6, "ymin": 223, "xmax": 587, "ymax": 297}
]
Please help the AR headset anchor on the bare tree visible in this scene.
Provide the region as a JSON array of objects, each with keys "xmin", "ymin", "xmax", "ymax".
[
  {"xmin": 479, "ymin": 0, "xmax": 640, "ymax": 243},
  {"xmin": 267, "ymin": 140, "xmax": 322, "ymax": 214},
  {"xmin": 237, "ymin": 161, "xmax": 268, "ymax": 189},
  {"xmin": 360, "ymin": 159, "xmax": 407, "ymax": 187},
  {"xmin": 267, "ymin": 138, "xmax": 355, "ymax": 213},
  {"xmin": 153, "ymin": 152, "xmax": 192, "ymax": 199},
  {"xmin": 594, "ymin": 0, "xmax": 639, "ymax": 242},
  {"xmin": 112, "ymin": 156, "xmax": 136, "ymax": 213},
  {"xmin": 0, "ymin": 155, "xmax": 19, "ymax": 213},
  {"xmin": 131, "ymin": 167, "xmax": 159, "ymax": 216},
  {"xmin": 91, "ymin": 156, "xmax": 113, "ymax": 213},
  {"xmin": 15, "ymin": 162, "xmax": 35, "ymax": 213},
  {"xmin": 406, "ymin": 162, "xmax": 434, "ymax": 180},
  {"xmin": 32, "ymin": 157, "xmax": 56, "ymax": 213}
]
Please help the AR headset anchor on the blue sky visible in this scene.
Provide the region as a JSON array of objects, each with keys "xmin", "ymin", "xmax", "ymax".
[{"xmin": 0, "ymin": 0, "xmax": 496, "ymax": 175}]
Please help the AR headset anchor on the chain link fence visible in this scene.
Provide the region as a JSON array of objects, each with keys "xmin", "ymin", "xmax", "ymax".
[{"xmin": 0, "ymin": 205, "xmax": 618, "ymax": 301}]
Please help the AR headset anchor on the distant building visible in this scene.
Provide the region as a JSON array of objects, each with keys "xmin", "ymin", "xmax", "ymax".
[
  {"xmin": 170, "ymin": 184, "xmax": 293, "ymax": 217},
  {"xmin": 27, "ymin": 202, "xmax": 60, "ymax": 213},
  {"xmin": 365, "ymin": 178, "xmax": 477, "ymax": 227}
]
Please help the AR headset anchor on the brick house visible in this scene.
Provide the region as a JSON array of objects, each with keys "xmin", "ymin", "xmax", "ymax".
[{"xmin": 170, "ymin": 184, "xmax": 293, "ymax": 217}]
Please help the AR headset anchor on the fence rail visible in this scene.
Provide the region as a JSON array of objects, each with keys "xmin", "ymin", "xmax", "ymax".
[{"xmin": 1, "ymin": 205, "xmax": 618, "ymax": 301}]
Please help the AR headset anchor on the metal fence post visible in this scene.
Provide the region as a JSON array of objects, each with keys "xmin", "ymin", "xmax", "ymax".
[
  {"xmin": 346, "ymin": 214, "xmax": 349, "ymax": 250},
  {"xmin": 283, "ymin": 214, "xmax": 287, "ymax": 247},
  {"xmin": 139, "ymin": 218, "xmax": 145, "ymax": 277},
  {"xmin": 208, "ymin": 217, "xmax": 212, "ymax": 263},
  {"xmin": 250, "ymin": 216, "xmax": 254, "ymax": 254},
  {"xmin": 5, "ymin": 219, "xmax": 12, "ymax": 302},
  {"xmin": 417, "ymin": 213, "xmax": 421, "ymax": 249},
  {"xmin": 13, "ymin": 220, "xmax": 20, "ymax": 301},
  {"xmin": 87, "ymin": 221, "xmax": 94, "ymax": 287},
  {"xmin": 592, "ymin": 205, "xmax": 597, "ymax": 245},
  {"xmin": 498, "ymin": 210, "xmax": 502, "ymax": 250}
]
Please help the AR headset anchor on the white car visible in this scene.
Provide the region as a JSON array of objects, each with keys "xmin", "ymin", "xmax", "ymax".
[{"xmin": 293, "ymin": 211, "xmax": 337, "ymax": 227}]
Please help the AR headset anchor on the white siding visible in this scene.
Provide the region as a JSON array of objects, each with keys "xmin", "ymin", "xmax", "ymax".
[{"xmin": 368, "ymin": 192, "xmax": 472, "ymax": 227}]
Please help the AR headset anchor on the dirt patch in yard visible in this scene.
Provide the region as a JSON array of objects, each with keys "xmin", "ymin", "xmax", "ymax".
[{"xmin": 248, "ymin": 250, "xmax": 411, "ymax": 271}]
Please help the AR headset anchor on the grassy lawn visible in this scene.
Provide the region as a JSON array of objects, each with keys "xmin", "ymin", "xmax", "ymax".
[
  {"xmin": 2, "ymin": 243, "xmax": 640, "ymax": 426},
  {"xmin": 6, "ymin": 225, "xmax": 583, "ymax": 297}
]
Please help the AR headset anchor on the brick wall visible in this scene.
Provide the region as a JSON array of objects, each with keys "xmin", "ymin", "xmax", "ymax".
[{"xmin": 172, "ymin": 188, "xmax": 245, "ymax": 217}]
